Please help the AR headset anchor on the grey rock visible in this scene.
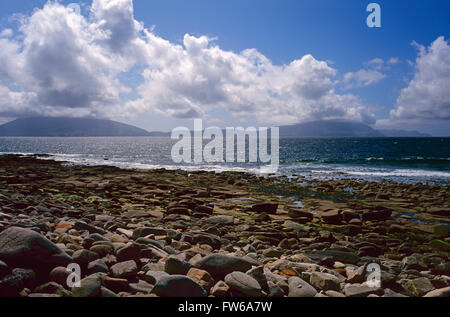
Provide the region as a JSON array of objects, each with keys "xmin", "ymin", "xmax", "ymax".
[
  {"xmin": 72, "ymin": 274, "xmax": 102, "ymax": 297},
  {"xmin": 0, "ymin": 227, "xmax": 72, "ymax": 271},
  {"xmin": 151, "ymin": 275, "xmax": 207, "ymax": 297},
  {"xmin": 225, "ymin": 271, "xmax": 263, "ymax": 297},
  {"xmin": 310, "ymin": 272, "xmax": 342, "ymax": 292},
  {"xmin": 193, "ymin": 254, "xmax": 253, "ymax": 280},
  {"xmin": 110, "ymin": 260, "xmax": 138, "ymax": 279},
  {"xmin": 165, "ymin": 256, "xmax": 192, "ymax": 275},
  {"xmin": 423, "ymin": 286, "xmax": 450, "ymax": 297},
  {"xmin": 288, "ymin": 277, "xmax": 317, "ymax": 297}
]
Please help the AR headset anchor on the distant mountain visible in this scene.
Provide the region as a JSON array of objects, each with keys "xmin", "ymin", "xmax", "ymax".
[
  {"xmin": 377, "ymin": 129, "xmax": 432, "ymax": 137},
  {"xmin": 0, "ymin": 117, "xmax": 156, "ymax": 137},
  {"xmin": 279, "ymin": 121, "xmax": 385, "ymax": 137}
]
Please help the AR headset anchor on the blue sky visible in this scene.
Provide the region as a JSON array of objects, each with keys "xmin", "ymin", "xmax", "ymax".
[{"xmin": 0, "ymin": 0, "xmax": 449, "ymax": 135}]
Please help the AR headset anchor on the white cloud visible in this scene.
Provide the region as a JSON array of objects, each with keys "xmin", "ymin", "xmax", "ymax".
[
  {"xmin": 391, "ymin": 36, "xmax": 450, "ymax": 120},
  {"xmin": 343, "ymin": 69, "xmax": 386, "ymax": 89},
  {"xmin": 0, "ymin": 0, "xmax": 375, "ymax": 125}
]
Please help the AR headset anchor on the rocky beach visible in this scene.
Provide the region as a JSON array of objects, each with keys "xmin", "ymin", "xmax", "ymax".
[{"xmin": 0, "ymin": 154, "xmax": 449, "ymax": 298}]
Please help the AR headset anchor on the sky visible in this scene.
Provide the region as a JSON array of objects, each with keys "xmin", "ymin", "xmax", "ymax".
[{"xmin": 0, "ymin": 0, "xmax": 449, "ymax": 135}]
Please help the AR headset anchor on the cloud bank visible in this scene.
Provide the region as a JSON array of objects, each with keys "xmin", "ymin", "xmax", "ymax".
[
  {"xmin": 0, "ymin": 0, "xmax": 378, "ymax": 126},
  {"xmin": 391, "ymin": 36, "xmax": 450, "ymax": 121}
]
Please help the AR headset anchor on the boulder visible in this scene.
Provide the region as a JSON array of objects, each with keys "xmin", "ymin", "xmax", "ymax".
[
  {"xmin": 0, "ymin": 227, "xmax": 72, "ymax": 271},
  {"xmin": 151, "ymin": 275, "xmax": 207, "ymax": 297}
]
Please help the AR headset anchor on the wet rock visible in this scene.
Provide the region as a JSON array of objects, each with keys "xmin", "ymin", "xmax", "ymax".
[
  {"xmin": 288, "ymin": 277, "xmax": 317, "ymax": 297},
  {"xmin": 0, "ymin": 227, "xmax": 72, "ymax": 271},
  {"xmin": 151, "ymin": 275, "xmax": 207, "ymax": 297}
]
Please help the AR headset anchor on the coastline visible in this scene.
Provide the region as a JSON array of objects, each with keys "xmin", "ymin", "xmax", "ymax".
[{"xmin": 0, "ymin": 154, "xmax": 449, "ymax": 297}]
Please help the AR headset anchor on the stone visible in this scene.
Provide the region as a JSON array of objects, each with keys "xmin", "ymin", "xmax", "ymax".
[
  {"xmin": 310, "ymin": 272, "xmax": 342, "ymax": 292},
  {"xmin": 72, "ymin": 274, "xmax": 102, "ymax": 297},
  {"xmin": 246, "ymin": 266, "xmax": 270, "ymax": 294},
  {"xmin": 110, "ymin": 260, "xmax": 138, "ymax": 279},
  {"xmin": 193, "ymin": 254, "xmax": 253, "ymax": 280},
  {"xmin": 321, "ymin": 210, "xmax": 342, "ymax": 225},
  {"xmin": 129, "ymin": 280, "xmax": 154, "ymax": 294},
  {"xmin": 433, "ymin": 224, "xmax": 449, "ymax": 238},
  {"xmin": 251, "ymin": 203, "xmax": 278, "ymax": 215},
  {"xmin": 100, "ymin": 286, "xmax": 119, "ymax": 297},
  {"xmin": 307, "ymin": 250, "xmax": 360, "ymax": 265},
  {"xmin": 72, "ymin": 249, "xmax": 100, "ymax": 265},
  {"xmin": 102, "ymin": 276, "xmax": 129, "ymax": 293},
  {"xmin": 404, "ymin": 277, "xmax": 434, "ymax": 297},
  {"xmin": 344, "ymin": 284, "xmax": 382, "ymax": 297},
  {"xmin": 288, "ymin": 277, "xmax": 317, "ymax": 297},
  {"xmin": 211, "ymin": 281, "xmax": 230, "ymax": 297},
  {"xmin": 116, "ymin": 243, "xmax": 141, "ymax": 262},
  {"xmin": 401, "ymin": 254, "xmax": 429, "ymax": 271},
  {"xmin": 0, "ymin": 227, "xmax": 72, "ymax": 271},
  {"xmin": 186, "ymin": 268, "xmax": 215, "ymax": 293},
  {"xmin": 151, "ymin": 275, "xmax": 207, "ymax": 297},
  {"xmin": 88, "ymin": 259, "xmax": 109, "ymax": 275},
  {"xmin": 132, "ymin": 227, "xmax": 167, "ymax": 240},
  {"xmin": 34, "ymin": 282, "xmax": 71, "ymax": 297},
  {"xmin": 90, "ymin": 244, "xmax": 114, "ymax": 257},
  {"xmin": 346, "ymin": 265, "xmax": 366, "ymax": 283},
  {"xmin": 49, "ymin": 267, "xmax": 71, "ymax": 287},
  {"xmin": 423, "ymin": 286, "xmax": 450, "ymax": 297},
  {"xmin": 325, "ymin": 290, "xmax": 345, "ymax": 297},
  {"xmin": 203, "ymin": 215, "xmax": 235, "ymax": 225},
  {"xmin": 143, "ymin": 271, "xmax": 170, "ymax": 284},
  {"xmin": 165, "ymin": 256, "xmax": 192, "ymax": 275},
  {"xmin": 268, "ymin": 281, "xmax": 285, "ymax": 297},
  {"xmin": 224, "ymin": 271, "xmax": 263, "ymax": 297},
  {"xmin": 263, "ymin": 248, "xmax": 284, "ymax": 258},
  {"xmin": 0, "ymin": 260, "xmax": 10, "ymax": 279}
]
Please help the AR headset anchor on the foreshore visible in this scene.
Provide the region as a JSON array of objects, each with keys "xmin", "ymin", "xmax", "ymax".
[{"xmin": 0, "ymin": 154, "xmax": 449, "ymax": 297}]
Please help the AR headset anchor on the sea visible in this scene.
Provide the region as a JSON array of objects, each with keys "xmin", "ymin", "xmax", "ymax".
[{"xmin": 0, "ymin": 137, "xmax": 449, "ymax": 185}]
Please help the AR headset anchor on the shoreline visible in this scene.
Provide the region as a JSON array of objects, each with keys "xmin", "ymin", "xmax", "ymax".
[{"xmin": 0, "ymin": 154, "xmax": 449, "ymax": 297}]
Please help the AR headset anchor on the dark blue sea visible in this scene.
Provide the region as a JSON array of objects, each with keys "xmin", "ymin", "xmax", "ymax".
[{"xmin": 0, "ymin": 137, "xmax": 449, "ymax": 185}]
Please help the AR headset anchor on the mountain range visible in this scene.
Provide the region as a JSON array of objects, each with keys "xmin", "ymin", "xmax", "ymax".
[{"xmin": 0, "ymin": 117, "xmax": 433, "ymax": 137}]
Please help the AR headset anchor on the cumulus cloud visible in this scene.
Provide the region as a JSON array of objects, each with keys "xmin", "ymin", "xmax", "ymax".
[
  {"xmin": 0, "ymin": 0, "xmax": 375, "ymax": 125},
  {"xmin": 391, "ymin": 36, "xmax": 450, "ymax": 120}
]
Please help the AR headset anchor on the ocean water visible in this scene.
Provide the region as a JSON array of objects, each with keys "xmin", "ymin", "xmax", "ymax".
[{"xmin": 0, "ymin": 137, "xmax": 449, "ymax": 185}]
